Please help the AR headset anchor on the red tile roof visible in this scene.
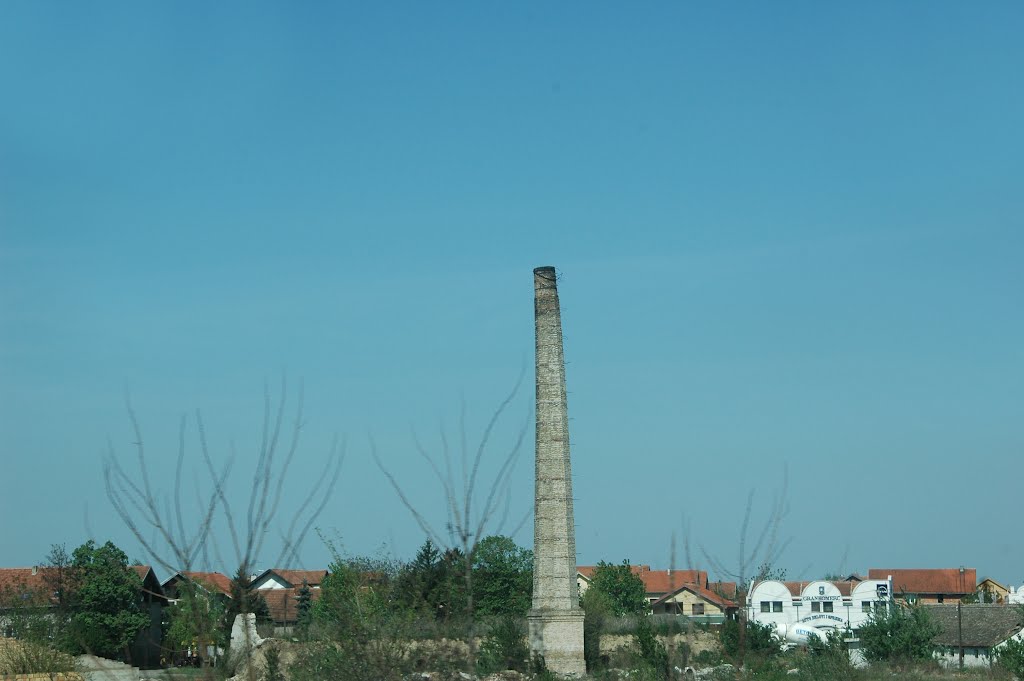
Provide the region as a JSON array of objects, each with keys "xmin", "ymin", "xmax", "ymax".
[
  {"xmin": 163, "ymin": 571, "xmax": 233, "ymax": 597},
  {"xmin": 778, "ymin": 581, "xmax": 856, "ymax": 597},
  {"xmin": 0, "ymin": 568, "xmax": 52, "ymax": 605},
  {"xmin": 640, "ymin": 570, "xmax": 709, "ymax": 595},
  {"xmin": 130, "ymin": 565, "xmax": 167, "ymax": 603},
  {"xmin": 868, "ymin": 568, "xmax": 976, "ymax": 596},
  {"xmin": 277, "ymin": 569, "xmax": 327, "ymax": 587},
  {"xmin": 262, "ymin": 588, "xmax": 321, "ymax": 624},
  {"xmin": 577, "ymin": 565, "xmax": 651, "ymax": 581},
  {"xmin": 1, "ymin": 565, "xmax": 165, "ymax": 605},
  {"xmin": 652, "ymin": 583, "xmax": 738, "ymax": 610},
  {"xmin": 577, "ymin": 565, "xmax": 710, "ymax": 596},
  {"xmin": 707, "ymin": 581, "xmax": 738, "ymax": 599},
  {"xmin": 254, "ymin": 569, "xmax": 328, "ymax": 589}
]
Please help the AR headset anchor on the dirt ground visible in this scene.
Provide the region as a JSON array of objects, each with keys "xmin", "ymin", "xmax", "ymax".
[
  {"xmin": 224, "ymin": 630, "xmax": 722, "ymax": 680},
  {"xmin": 601, "ymin": 629, "xmax": 721, "ymax": 657}
]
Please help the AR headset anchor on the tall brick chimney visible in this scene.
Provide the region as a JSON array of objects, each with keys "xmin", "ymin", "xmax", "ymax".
[{"xmin": 528, "ymin": 266, "xmax": 585, "ymax": 676}]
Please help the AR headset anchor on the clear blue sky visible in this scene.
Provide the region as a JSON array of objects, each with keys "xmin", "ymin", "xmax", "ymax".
[{"xmin": 2, "ymin": 2, "xmax": 1021, "ymax": 586}]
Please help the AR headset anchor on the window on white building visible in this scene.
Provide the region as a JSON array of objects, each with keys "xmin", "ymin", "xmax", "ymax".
[
  {"xmin": 811, "ymin": 602, "xmax": 820, "ymax": 612},
  {"xmin": 773, "ymin": 601, "xmax": 783, "ymax": 612},
  {"xmin": 862, "ymin": 601, "xmax": 871, "ymax": 612},
  {"xmin": 692, "ymin": 603, "xmax": 705, "ymax": 616},
  {"xmin": 823, "ymin": 602, "xmax": 833, "ymax": 613},
  {"xmin": 761, "ymin": 601, "xmax": 771, "ymax": 613}
]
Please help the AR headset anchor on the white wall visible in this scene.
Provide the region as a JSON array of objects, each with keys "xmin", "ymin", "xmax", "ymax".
[{"xmin": 747, "ymin": 578, "xmax": 892, "ymax": 633}]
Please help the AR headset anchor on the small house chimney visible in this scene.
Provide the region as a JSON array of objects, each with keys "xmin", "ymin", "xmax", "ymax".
[{"xmin": 31, "ymin": 566, "xmax": 38, "ymax": 575}]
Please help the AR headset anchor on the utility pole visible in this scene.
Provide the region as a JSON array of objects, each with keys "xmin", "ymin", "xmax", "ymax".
[
  {"xmin": 957, "ymin": 600, "xmax": 964, "ymax": 671},
  {"xmin": 958, "ymin": 566, "xmax": 965, "ymax": 671}
]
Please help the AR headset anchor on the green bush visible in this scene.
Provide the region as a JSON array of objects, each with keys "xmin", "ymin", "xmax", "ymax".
[
  {"xmin": 798, "ymin": 629, "xmax": 860, "ymax": 681},
  {"xmin": 633, "ymin": 617, "xmax": 670, "ymax": 680},
  {"xmin": 996, "ymin": 635, "xmax": 1024, "ymax": 680},
  {"xmin": 289, "ymin": 640, "xmax": 410, "ymax": 681},
  {"xmin": 693, "ymin": 648, "xmax": 724, "ymax": 667},
  {"xmin": 476, "ymin": 615, "xmax": 529, "ymax": 675},
  {"xmin": 720, "ymin": 618, "xmax": 781, "ymax": 659},
  {"xmin": 858, "ymin": 605, "xmax": 939, "ymax": 664},
  {"xmin": 583, "ymin": 586, "xmax": 613, "ymax": 672},
  {"xmin": 0, "ymin": 640, "xmax": 77, "ymax": 676},
  {"xmin": 263, "ymin": 644, "xmax": 284, "ymax": 681}
]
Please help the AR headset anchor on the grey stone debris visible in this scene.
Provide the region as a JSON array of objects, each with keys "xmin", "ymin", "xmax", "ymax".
[
  {"xmin": 527, "ymin": 266, "xmax": 586, "ymax": 677},
  {"xmin": 77, "ymin": 654, "xmax": 142, "ymax": 681},
  {"xmin": 229, "ymin": 612, "xmax": 264, "ymax": 655}
]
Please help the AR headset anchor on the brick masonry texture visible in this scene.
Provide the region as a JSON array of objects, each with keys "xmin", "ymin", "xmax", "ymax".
[{"xmin": 529, "ymin": 266, "xmax": 585, "ymax": 677}]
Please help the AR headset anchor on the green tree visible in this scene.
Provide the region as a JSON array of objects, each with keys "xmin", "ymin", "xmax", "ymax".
[
  {"xmin": 588, "ymin": 560, "xmax": 648, "ymax": 616},
  {"xmin": 296, "ymin": 579, "xmax": 313, "ymax": 637},
  {"xmin": 223, "ymin": 567, "xmax": 270, "ymax": 637},
  {"xmin": 66, "ymin": 540, "xmax": 149, "ymax": 661},
  {"xmin": 165, "ymin": 581, "xmax": 227, "ymax": 663},
  {"xmin": 996, "ymin": 634, "xmax": 1024, "ymax": 680},
  {"xmin": 858, "ymin": 604, "xmax": 940, "ymax": 664},
  {"xmin": 581, "ymin": 587, "xmax": 613, "ymax": 672},
  {"xmin": 472, "ymin": 535, "xmax": 532, "ymax": 617},
  {"xmin": 297, "ymin": 554, "xmax": 412, "ymax": 681},
  {"xmin": 399, "ymin": 539, "xmax": 447, "ymax": 618}
]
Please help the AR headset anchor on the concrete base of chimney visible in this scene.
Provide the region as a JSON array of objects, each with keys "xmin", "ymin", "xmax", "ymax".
[{"xmin": 528, "ymin": 608, "xmax": 586, "ymax": 678}]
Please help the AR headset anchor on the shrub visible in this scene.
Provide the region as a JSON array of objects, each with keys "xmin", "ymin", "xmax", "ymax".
[
  {"xmin": 799, "ymin": 629, "xmax": 860, "ymax": 681},
  {"xmin": 858, "ymin": 605, "xmax": 939, "ymax": 664},
  {"xmin": 720, "ymin": 618, "xmax": 781, "ymax": 659},
  {"xmin": 583, "ymin": 586, "xmax": 613, "ymax": 672},
  {"xmin": 0, "ymin": 639, "xmax": 77, "ymax": 676},
  {"xmin": 693, "ymin": 648, "xmax": 724, "ymax": 667},
  {"xmin": 476, "ymin": 615, "xmax": 529, "ymax": 675},
  {"xmin": 289, "ymin": 640, "xmax": 406, "ymax": 681},
  {"xmin": 996, "ymin": 635, "xmax": 1024, "ymax": 680},
  {"xmin": 263, "ymin": 644, "xmax": 284, "ymax": 681},
  {"xmin": 633, "ymin": 617, "xmax": 670, "ymax": 680}
]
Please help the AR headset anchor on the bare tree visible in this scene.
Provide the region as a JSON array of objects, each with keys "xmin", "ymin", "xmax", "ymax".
[
  {"xmin": 699, "ymin": 470, "xmax": 791, "ymax": 669},
  {"xmin": 373, "ymin": 374, "xmax": 530, "ymax": 668},
  {"xmin": 104, "ymin": 379, "xmax": 342, "ymax": 677}
]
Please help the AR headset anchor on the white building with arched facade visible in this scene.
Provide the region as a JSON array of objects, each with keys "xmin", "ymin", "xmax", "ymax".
[{"xmin": 747, "ymin": 577, "xmax": 893, "ymax": 633}]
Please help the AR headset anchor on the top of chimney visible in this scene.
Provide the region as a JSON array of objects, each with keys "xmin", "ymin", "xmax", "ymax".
[{"xmin": 31, "ymin": 566, "xmax": 38, "ymax": 575}]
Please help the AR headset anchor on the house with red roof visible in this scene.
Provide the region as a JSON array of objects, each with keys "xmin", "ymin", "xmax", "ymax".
[
  {"xmin": 650, "ymin": 582, "xmax": 738, "ymax": 621},
  {"xmin": 161, "ymin": 571, "xmax": 233, "ymax": 601},
  {"xmin": 1, "ymin": 564, "xmax": 166, "ymax": 668},
  {"xmin": 251, "ymin": 568, "xmax": 328, "ymax": 591},
  {"xmin": 868, "ymin": 568, "xmax": 976, "ymax": 604},
  {"xmin": 576, "ymin": 563, "xmax": 650, "ymax": 600},
  {"xmin": 250, "ymin": 568, "xmax": 328, "ymax": 635},
  {"xmin": 577, "ymin": 564, "xmax": 733, "ymax": 614}
]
